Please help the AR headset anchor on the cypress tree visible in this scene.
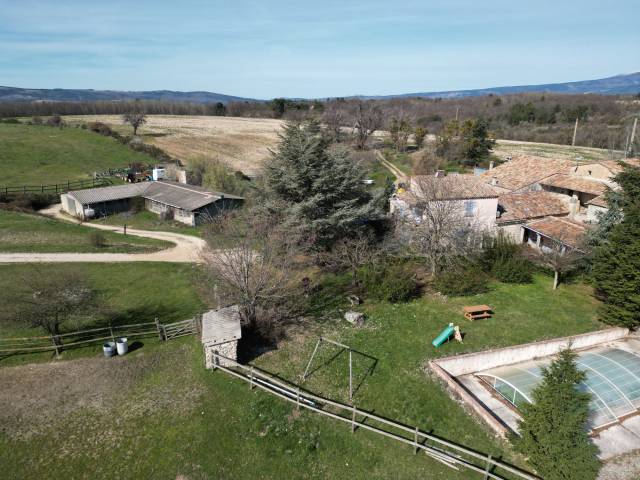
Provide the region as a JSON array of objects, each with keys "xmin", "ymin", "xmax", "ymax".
[
  {"xmin": 514, "ymin": 348, "xmax": 600, "ymax": 480},
  {"xmin": 592, "ymin": 164, "xmax": 640, "ymax": 328},
  {"xmin": 263, "ymin": 121, "xmax": 387, "ymax": 250}
]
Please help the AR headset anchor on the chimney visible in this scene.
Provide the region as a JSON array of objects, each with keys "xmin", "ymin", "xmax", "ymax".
[
  {"xmin": 491, "ymin": 177, "xmax": 499, "ymax": 186},
  {"xmin": 489, "ymin": 161, "xmax": 495, "ymax": 170},
  {"xmin": 434, "ymin": 170, "xmax": 446, "ymax": 178},
  {"xmin": 568, "ymin": 195, "xmax": 579, "ymax": 218}
]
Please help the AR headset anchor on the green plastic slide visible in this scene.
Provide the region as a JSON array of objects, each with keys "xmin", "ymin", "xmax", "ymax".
[{"xmin": 432, "ymin": 323, "xmax": 455, "ymax": 347}]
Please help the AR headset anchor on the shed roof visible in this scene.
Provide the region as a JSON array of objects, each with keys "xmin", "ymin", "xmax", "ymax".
[
  {"xmin": 525, "ymin": 216, "xmax": 588, "ymax": 249},
  {"xmin": 66, "ymin": 180, "xmax": 243, "ymax": 212},
  {"xmin": 67, "ymin": 183, "xmax": 149, "ymax": 204},
  {"xmin": 201, "ymin": 305, "xmax": 242, "ymax": 346},
  {"xmin": 497, "ymin": 191, "xmax": 570, "ymax": 224},
  {"xmin": 587, "ymin": 195, "xmax": 609, "ymax": 208},
  {"xmin": 480, "ymin": 156, "xmax": 574, "ymax": 191},
  {"xmin": 540, "ymin": 174, "xmax": 608, "ymax": 196}
]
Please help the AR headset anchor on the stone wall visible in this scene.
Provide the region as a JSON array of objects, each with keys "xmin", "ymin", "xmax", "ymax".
[{"xmin": 204, "ymin": 340, "xmax": 238, "ymax": 368}]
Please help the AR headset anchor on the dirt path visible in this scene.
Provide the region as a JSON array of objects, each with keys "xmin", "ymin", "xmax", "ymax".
[
  {"xmin": 377, "ymin": 151, "xmax": 408, "ymax": 182},
  {"xmin": 0, "ymin": 205, "xmax": 207, "ymax": 263}
]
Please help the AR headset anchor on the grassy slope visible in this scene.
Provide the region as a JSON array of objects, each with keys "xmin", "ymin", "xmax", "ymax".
[
  {"xmin": 0, "ymin": 210, "xmax": 172, "ymax": 253},
  {"xmin": 0, "ymin": 123, "xmax": 154, "ymax": 186},
  {"xmin": 0, "ymin": 270, "xmax": 603, "ymax": 479}
]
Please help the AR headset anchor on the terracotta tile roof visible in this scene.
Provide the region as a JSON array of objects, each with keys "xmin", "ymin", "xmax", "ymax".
[
  {"xmin": 525, "ymin": 216, "xmax": 588, "ymax": 249},
  {"xmin": 587, "ymin": 195, "xmax": 608, "ymax": 208},
  {"xmin": 480, "ymin": 156, "xmax": 574, "ymax": 191},
  {"xmin": 497, "ymin": 191, "xmax": 570, "ymax": 224},
  {"xmin": 401, "ymin": 174, "xmax": 499, "ymax": 203},
  {"xmin": 539, "ymin": 174, "xmax": 608, "ymax": 196}
]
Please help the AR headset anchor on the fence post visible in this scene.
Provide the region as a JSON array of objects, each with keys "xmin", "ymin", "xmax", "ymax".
[
  {"xmin": 51, "ymin": 335, "xmax": 60, "ymax": 358},
  {"xmin": 250, "ymin": 367, "xmax": 255, "ymax": 390},
  {"xmin": 414, "ymin": 427, "xmax": 419, "ymax": 454},
  {"xmin": 296, "ymin": 387, "xmax": 301, "ymax": 410},
  {"xmin": 484, "ymin": 454, "xmax": 492, "ymax": 480},
  {"xmin": 109, "ymin": 327, "xmax": 115, "ymax": 343},
  {"xmin": 155, "ymin": 318, "xmax": 163, "ymax": 341},
  {"xmin": 351, "ymin": 406, "xmax": 356, "ymax": 433}
]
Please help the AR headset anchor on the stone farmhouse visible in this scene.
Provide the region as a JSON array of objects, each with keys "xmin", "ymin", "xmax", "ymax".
[{"xmin": 61, "ymin": 180, "xmax": 243, "ymax": 226}]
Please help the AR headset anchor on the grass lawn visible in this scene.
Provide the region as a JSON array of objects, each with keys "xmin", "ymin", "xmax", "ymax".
[
  {"xmin": 0, "ymin": 210, "xmax": 172, "ymax": 253},
  {"xmin": 91, "ymin": 210, "xmax": 204, "ymax": 237},
  {"xmin": 383, "ymin": 150, "xmax": 414, "ymax": 175},
  {"xmin": 0, "ymin": 262, "xmax": 205, "ymax": 343},
  {"xmin": 0, "ymin": 123, "xmax": 154, "ymax": 186},
  {"xmin": 0, "ymin": 269, "xmax": 604, "ymax": 479}
]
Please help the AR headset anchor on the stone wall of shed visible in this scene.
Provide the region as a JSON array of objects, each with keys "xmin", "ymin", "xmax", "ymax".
[{"xmin": 204, "ymin": 340, "xmax": 238, "ymax": 368}]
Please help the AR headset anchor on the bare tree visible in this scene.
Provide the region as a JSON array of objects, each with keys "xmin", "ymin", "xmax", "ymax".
[
  {"xmin": 351, "ymin": 101, "xmax": 383, "ymax": 150},
  {"xmin": 389, "ymin": 116, "xmax": 412, "ymax": 152},
  {"xmin": 122, "ymin": 112, "xmax": 147, "ymax": 135},
  {"xmin": 7, "ymin": 268, "xmax": 96, "ymax": 345},
  {"xmin": 393, "ymin": 176, "xmax": 483, "ymax": 274},
  {"xmin": 530, "ymin": 235, "xmax": 584, "ymax": 290},
  {"xmin": 322, "ymin": 104, "xmax": 346, "ymax": 142},
  {"xmin": 201, "ymin": 214, "xmax": 304, "ymax": 342},
  {"xmin": 321, "ymin": 231, "xmax": 380, "ymax": 285}
]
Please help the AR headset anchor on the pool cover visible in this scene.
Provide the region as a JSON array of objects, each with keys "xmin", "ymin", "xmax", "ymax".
[{"xmin": 477, "ymin": 347, "xmax": 640, "ymax": 429}]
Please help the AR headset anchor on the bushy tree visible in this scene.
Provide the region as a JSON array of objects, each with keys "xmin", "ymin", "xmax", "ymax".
[
  {"xmin": 436, "ymin": 118, "xmax": 495, "ymax": 165},
  {"xmin": 413, "ymin": 126, "xmax": 428, "ymax": 149},
  {"xmin": 388, "ymin": 117, "xmax": 411, "ymax": 152},
  {"xmin": 264, "ymin": 121, "xmax": 387, "ymax": 250},
  {"xmin": 592, "ymin": 164, "xmax": 640, "ymax": 327},
  {"xmin": 514, "ymin": 348, "xmax": 600, "ymax": 480},
  {"xmin": 202, "ymin": 158, "xmax": 250, "ymax": 196}
]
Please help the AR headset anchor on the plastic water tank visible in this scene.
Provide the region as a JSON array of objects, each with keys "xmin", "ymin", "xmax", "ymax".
[
  {"xmin": 152, "ymin": 168, "xmax": 166, "ymax": 181},
  {"xmin": 103, "ymin": 342, "xmax": 116, "ymax": 357},
  {"xmin": 84, "ymin": 207, "xmax": 95, "ymax": 219},
  {"xmin": 116, "ymin": 337, "xmax": 128, "ymax": 355}
]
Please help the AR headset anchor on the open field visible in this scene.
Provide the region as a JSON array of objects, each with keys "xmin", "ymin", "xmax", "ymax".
[
  {"xmin": 0, "ymin": 268, "xmax": 607, "ymax": 478},
  {"xmin": 0, "ymin": 210, "xmax": 172, "ymax": 253},
  {"xmin": 493, "ymin": 139, "xmax": 623, "ymax": 162},
  {"xmin": 64, "ymin": 115, "xmax": 285, "ymax": 177},
  {"xmin": 0, "ymin": 123, "xmax": 155, "ymax": 186}
]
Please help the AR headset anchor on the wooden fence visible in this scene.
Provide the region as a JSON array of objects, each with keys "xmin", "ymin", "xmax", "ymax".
[
  {"xmin": 1, "ymin": 177, "xmax": 110, "ymax": 196},
  {"xmin": 0, "ymin": 316, "xmax": 200, "ymax": 357},
  {"xmin": 210, "ymin": 352, "xmax": 539, "ymax": 480}
]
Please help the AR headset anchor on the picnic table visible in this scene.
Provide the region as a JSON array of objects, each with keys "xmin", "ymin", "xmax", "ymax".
[{"xmin": 463, "ymin": 305, "xmax": 493, "ymax": 321}]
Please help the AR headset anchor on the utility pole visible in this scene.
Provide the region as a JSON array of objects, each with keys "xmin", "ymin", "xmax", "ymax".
[
  {"xmin": 455, "ymin": 106, "xmax": 460, "ymax": 122},
  {"xmin": 571, "ymin": 117, "xmax": 579, "ymax": 146},
  {"xmin": 627, "ymin": 117, "xmax": 638, "ymax": 158}
]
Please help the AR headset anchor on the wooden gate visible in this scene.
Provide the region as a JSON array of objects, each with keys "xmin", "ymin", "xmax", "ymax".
[{"xmin": 162, "ymin": 318, "xmax": 197, "ymax": 340}]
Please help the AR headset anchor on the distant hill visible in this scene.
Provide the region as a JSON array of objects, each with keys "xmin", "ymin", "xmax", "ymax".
[
  {"xmin": 357, "ymin": 72, "xmax": 640, "ymax": 99},
  {"xmin": 1, "ymin": 72, "xmax": 639, "ymax": 103},
  {"xmin": 0, "ymin": 87, "xmax": 255, "ymax": 104}
]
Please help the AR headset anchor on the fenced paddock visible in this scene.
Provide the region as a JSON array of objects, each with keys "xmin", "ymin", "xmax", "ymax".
[
  {"xmin": 1, "ymin": 178, "xmax": 110, "ymax": 196},
  {"xmin": 0, "ymin": 316, "xmax": 200, "ymax": 358},
  {"xmin": 210, "ymin": 352, "xmax": 539, "ymax": 480}
]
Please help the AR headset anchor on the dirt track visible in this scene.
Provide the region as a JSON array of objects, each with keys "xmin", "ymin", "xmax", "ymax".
[{"xmin": 0, "ymin": 205, "xmax": 207, "ymax": 263}]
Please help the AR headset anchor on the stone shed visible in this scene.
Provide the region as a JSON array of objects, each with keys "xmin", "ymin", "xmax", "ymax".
[{"xmin": 201, "ymin": 305, "xmax": 242, "ymax": 368}]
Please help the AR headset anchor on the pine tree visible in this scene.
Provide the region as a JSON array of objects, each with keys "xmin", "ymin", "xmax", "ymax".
[
  {"xmin": 514, "ymin": 348, "xmax": 600, "ymax": 480},
  {"xmin": 263, "ymin": 121, "xmax": 387, "ymax": 250},
  {"xmin": 591, "ymin": 164, "xmax": 640, "ymax": 328}
]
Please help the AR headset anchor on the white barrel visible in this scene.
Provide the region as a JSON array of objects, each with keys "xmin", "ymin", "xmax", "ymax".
[
  {"xmin": 83, "ymin": 208, "xmax": 95, "ymax": 219},
  {"xmin": 116, "ymin": 337, "xmax": 128, "ymax": 355},
  {"xmin": 103, "ymin": 342, "xmax": 116, "ymax": 357}
]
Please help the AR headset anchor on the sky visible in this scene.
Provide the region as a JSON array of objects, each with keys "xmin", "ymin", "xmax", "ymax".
[{"xmin": 1, "ymin": 0, "xmax": 639, "ymax": 99}]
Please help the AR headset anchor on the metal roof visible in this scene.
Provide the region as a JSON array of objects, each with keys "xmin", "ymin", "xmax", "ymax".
[
  {"xmin": 201, "ymin": 305, "xmax": 242, "ymax": 346},
  {"xmin": 67, "ymin": 183, "xmax": 150, "ymax": 204},
  {"xmin": 66, "ymin": 180, "xmax": 244, "ymax": 212}
]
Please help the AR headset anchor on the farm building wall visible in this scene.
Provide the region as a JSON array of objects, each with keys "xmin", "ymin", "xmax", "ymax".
[
  {"xmin": 87, "ymin": 198, "xmax": 132, "ymax": 219},
  {"xmin": 204, "ymin": 340, "xmax": 238, "ymax": 368}
]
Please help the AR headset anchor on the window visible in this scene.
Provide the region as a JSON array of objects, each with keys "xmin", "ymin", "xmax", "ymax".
[{"xmin": 464, "ymin": 200, "xmax": 476, "ymax": 217}]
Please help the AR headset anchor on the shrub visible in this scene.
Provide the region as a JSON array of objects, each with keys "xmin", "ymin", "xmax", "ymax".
[
  {"xmin": 491, "ymin": 257, "xmax": 533, "ymax": 284},
  {"xmin": 0, "ymin": 193, "xmax": 55, "ymax": 211},
  {"xmin": 88, "ymin": 231, "xmax": 106, "ymax": 248},
  {"xmin": 31, "ymin": 116, "xmax": 44, "ymax": 125},
  {"xmin": 358, "ymin": 259, "xmax": 417, "ymax": 303},
  {"xmin": 434, "ymin": 262, "xmax": 489, "ymax": 296},
  {"xmin": 46, "ymin": 115, "xmax": 64, "ymax": 127},
  {"xmin": 87, "ymin": 121, "xmax": 113, "ymax": 136},
  {"xmin": 1, "ymin": 118, "xmax": 20, "ymax": 124}
]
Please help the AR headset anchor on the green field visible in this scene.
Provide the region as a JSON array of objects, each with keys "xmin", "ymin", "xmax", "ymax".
[
  {"xmin": 0, "ymin": 123, "xmax": 154, "ymax": 186},
  {"xmin": 0, "ymin": 210, "xmax": 172, "ymax": 253},
  {"xmin": 0, "ymin": 267, "xmax": 604, "ymax": 479}
]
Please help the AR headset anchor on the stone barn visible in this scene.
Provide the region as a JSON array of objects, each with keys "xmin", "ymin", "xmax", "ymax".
[{"xmin": 202, "ymin": 305, "xmax": 242, "ymax": 368}]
